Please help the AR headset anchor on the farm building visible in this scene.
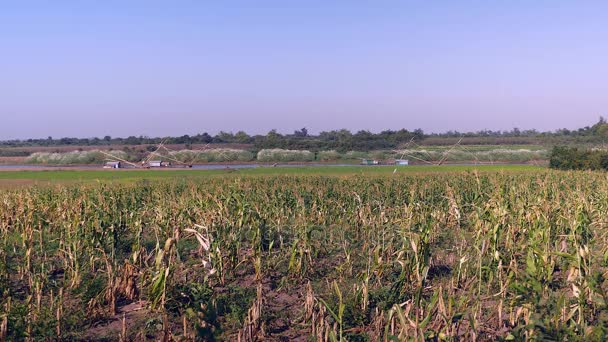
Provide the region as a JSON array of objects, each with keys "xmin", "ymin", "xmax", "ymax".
[
  {"xmin": 395, "ymin": 159, "xmax": 409, "ymax": 166},
  {"xmin": 149, "ymin": 161, "xmax": 172, "ymax": 167},
  {"xmin": 103, "ymin": 161, "xmax": 121, "ymax": 169}
]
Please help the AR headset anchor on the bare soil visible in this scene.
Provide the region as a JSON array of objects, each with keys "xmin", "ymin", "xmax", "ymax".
[{"xmin": 0, "ymin": 156, "xmax": 27, "ymax": 164}]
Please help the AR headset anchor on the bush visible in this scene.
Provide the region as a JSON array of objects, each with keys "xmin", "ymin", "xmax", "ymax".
[
  {"xmin": 317, "ymin": 150, "xmax": 341, "ymax": 161},
  {"xmin": 26, "ymin": 150, "xmax": 129, "ymax": 165},
  {"xmin": 549, "ymin": 146, "xmax": 608, "ymax": 170},
  {"xmin": 170, "ymin": 149, "xmax": 254, "ymax": 163},
  {"xmin": 344, "ymin": 151, "xmax": 368, "ymax": 160},
  {"xmin": 256, "ymin": 149, "xmax": 314, "ymax": 162}
]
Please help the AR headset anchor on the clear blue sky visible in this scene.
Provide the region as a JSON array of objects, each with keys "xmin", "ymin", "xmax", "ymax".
[{"xmin": 1, "ymin": 1, "xmax": 607, "ymax": 139}]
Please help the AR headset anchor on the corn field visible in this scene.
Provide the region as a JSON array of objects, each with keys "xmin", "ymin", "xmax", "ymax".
[{"xmin": 1, "ymin": 170, "xmax": 608, "ymax": 340}]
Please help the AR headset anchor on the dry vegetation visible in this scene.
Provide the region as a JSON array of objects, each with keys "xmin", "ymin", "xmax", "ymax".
[{"xmin": 1, "ymin": 170, "xmax": 608, "ymax": 340}]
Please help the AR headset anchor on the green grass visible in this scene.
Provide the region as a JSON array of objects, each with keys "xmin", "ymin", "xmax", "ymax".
[
  {"xmin": 416, "ymin": 144, "xmax": 547, "ymax": 151},
  {"xmin": 0, "ymin": 164, "xmax": 544, "ymax": 186}
]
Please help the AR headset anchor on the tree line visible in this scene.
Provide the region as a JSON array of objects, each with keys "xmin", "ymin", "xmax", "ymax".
[
  {"xmin": 1, "ymin": 128, "xmax": 424, "ymax": 152},
  {"xmin": 3, "ymin": 118, "xmax": 608, "ymax": 151}
]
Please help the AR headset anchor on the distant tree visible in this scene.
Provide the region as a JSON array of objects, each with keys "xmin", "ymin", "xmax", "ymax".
[
  {"xmin": 193, "ymin": 133, "xmax": 213, "ymax": 144},
  {"xmin": 60, "ymin": 137, "xmax": 74, "ymax": 145},
  {"xmin": 591, "ymin": 117, "xmax": 608, "ymax": 136},
  {"xmin": 234, "ymin": 131, "xmax": 252, "ymax": 143},
  {"xmin": 214, "ymin": 131, "xmax": 235, "ymax": 143},
  {"xmin": 294, "ymin": 127, "xmax": 308, "ymax": 137},
  {"xmin": 124, "ymin": 136, "xmax": 140, "ymax": 145},
  {"xmin": 597, "ymin": 125, "xmax": 608, "ymax": 137},
  {"xmin": 265, "ymin": 129, "xmax": 280, "ymax": 139},
  {"xmin": 550, "ymin": 146, "xmax": 608, "ymax": 171},
  {"xmin": 252, "ymin": 129, "xmax": 286, "ymax": 149}
]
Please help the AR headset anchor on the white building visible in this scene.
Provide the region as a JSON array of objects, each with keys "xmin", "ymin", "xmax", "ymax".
[{"xmin": 103, "ymin": 161, "xmax": 121, "ymax": 169}]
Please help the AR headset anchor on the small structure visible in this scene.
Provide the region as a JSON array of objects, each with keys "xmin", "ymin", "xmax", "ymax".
[
  {"xmin": 395, "ymin": 159, "xmax": 409, "ymax": 166},
  {"xmin": 149, "ymin": 160, "xmax": 172, "ymax": 168},
  {"xmin": 360, "ymin": 159, "xmax": 380, "ymax": 166},
  {"xmin": 103, "ymin": 161, "xmax": 121, "ymax": 169}
]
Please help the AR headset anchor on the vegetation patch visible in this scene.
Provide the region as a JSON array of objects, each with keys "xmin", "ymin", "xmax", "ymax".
[
  {"xmin": 256, "ymin": 149, "xmax": 315, "ymax": 162},
  {"xmin": 26, "ymin": 150, "xmax": 130, "ymax": 165},
  {"xmin": 169, "ymin": 149, "xmax": 255, "ymax": 163},
  {"xmin": 1, "ymin": 169, "xmax": 608, "ymax": 340},
  {"xmin": 549, "ymin": 146, "xmax": 608, "ymax": 170}
]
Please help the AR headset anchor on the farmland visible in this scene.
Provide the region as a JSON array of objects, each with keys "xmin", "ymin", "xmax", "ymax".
[
  {"xmin": 0, "ymin": 145, "xmax": 551, "ymax": 166},
  {"xmin": 0, "ymin": 165, "xmax": 539, "ymax": 188},
  {"xmin": 1, "ymin": 166, "xmax": 608, "ymax": 340}
]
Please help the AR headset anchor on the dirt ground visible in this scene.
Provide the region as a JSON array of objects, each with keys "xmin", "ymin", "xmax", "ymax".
[{"xmin": 0, "ymin": 156, "xmax": 27, "ymax": 164}]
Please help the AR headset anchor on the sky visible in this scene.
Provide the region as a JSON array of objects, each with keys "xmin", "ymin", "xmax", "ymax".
[{"xmin": 1, "ymin": 1, "xmax": 608, "ymax": 139}]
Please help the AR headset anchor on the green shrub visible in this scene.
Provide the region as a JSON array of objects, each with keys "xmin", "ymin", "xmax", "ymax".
[
  {"xmin": 170, "ymin": 149, "xmax": 254, "ymax": 163},
  {"xmin": 317, "ymin": 150, "xmax": 341, "ymax": 161},
  {"xmin": 26, "ymin": 150, "xmax": 129, "ymax": 165},
  {"xmin": 549, "ymin": 146, "xmax": 608, "ymax": 170},
  {"xmin": 256, "ymin": 149, "xmax": 314, "ymax": 162}
]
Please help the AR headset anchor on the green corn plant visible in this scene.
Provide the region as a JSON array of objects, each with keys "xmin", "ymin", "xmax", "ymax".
[{"xmin": 318, "ymin": 281, "xmax": 345, "ymax": 342}]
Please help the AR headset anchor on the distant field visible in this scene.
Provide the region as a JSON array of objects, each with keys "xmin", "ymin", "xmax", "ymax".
[
  {"xmin": 413, "ymin": 144, "xmax": 547, "ymax": 152},
  {"xmin": 2, "ymin": 144, "xmax": 552, "ymax": 166},
  {"xmin": 0, "ymin": 164, "xmax": 543, "ymax": 187}
]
